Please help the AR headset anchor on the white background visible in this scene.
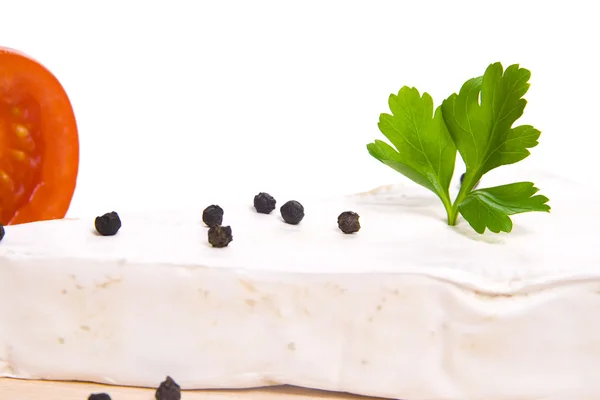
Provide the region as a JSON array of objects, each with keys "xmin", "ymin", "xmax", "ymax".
[{"xmin": 1, "ymin": 0, "xmax": 598, "ymax": 217}]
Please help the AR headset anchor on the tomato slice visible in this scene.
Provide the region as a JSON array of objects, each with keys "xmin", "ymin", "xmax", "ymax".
[{"xmin": 0, "ymin": 47, "xmax": 79, "ymax": 225}]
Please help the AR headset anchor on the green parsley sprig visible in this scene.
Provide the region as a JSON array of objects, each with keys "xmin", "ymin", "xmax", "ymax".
[{"xmin": 367, "ymin": 62, "xmax": 550, "ymax": 234}]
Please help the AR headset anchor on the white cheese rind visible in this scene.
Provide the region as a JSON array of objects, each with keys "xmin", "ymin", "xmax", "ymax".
[{"xmin": 1, "ymin": 170, "xmax": 599, "ymax": 400}]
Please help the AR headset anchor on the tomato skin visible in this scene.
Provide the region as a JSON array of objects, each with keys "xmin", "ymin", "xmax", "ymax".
[{"xmin": 0, "ymin": 46, "xmax": 79, "ymax": 225}]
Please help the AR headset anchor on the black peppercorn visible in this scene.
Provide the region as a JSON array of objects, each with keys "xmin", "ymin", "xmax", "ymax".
[
  {"xmin": 155, "ymin": 376, "xmax": 181, "ymax": 400},
  {"xmin": 88, "ymin": 393, "xmax": 112, "ymax": 400},
  {"xmin": 280, "ymin": 200, "xmax": 304, "ymax": 225},
  {"xmin": 0, "ymin": 223, "xmax": 4, "ymax": 242},
  {"xmin": 338, "ymin": 211, "xmax": 360, "ymax": 234},
  {"xmin": 253, "ymin": 192, "xmax": 276, "ymax": 214},
  {"xmin": 94, "ymin": 212, "xmax": 121, "ymax": 236},
  {"xmin": 208, "ymin": 225, "xmax": 233, "ymax": 248},
  {"xmin": 202, "ymin": 205, "xmax": 223, "ymax": 227}
]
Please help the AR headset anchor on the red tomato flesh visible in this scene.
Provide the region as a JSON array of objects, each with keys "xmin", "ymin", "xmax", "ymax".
[{"xmin": 0, "ymin": 47, "xmax": 79, "ymax": 225}]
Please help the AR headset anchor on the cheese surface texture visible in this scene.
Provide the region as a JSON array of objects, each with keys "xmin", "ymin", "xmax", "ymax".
[{"xmin": 1, "ymin": 170, "xmax": 599, "ymax": 400}]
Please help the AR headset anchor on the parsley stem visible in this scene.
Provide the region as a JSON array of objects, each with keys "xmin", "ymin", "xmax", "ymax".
[
  {"xmin": 447, "ymin": 198, "xmax": 462, "ymax": 226},
  {"xmin": 447, "ymin": 173, "xmax": 477, "ymax": 226},
  {"xmin": 441, "ymin": 195, "xmax": 455, "ymax": 226},
  {"xmin": 446, "ymin": 203, "xmax": 458, "ymax": 226}
]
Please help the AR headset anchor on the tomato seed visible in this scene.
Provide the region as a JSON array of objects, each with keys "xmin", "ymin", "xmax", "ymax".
[
  {"xmin": 11, "ymin": 150, "xmax": 25, "ymax": 161},
  {"xmin": 14, "ymin": 124, "xmax": 29, "ymax": 138}
]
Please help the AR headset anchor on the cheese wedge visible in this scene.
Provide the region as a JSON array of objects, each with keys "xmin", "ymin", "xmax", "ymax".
[{"xmin": 1, "ymin": 170, "xmax": 599, "ymax": 400}]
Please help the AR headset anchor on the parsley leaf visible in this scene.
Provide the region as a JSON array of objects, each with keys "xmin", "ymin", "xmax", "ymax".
[
  {"xmin": 440, "ymin": 62, "xmax": 549, "ymax": 230},
  {"xmin": 458, "ymin": 182, "xmax": 551, "ymax": 234},
  {"xmin": 441, "ymin": 62, "xmax": 540, "ymax": 191},
  {"xmin": 366, "ymin": 62, "xmax": 550, "ymax": 234},
  {"xmin": 367, "ymin": 87, "xmax": 457, "ymax": 213}
]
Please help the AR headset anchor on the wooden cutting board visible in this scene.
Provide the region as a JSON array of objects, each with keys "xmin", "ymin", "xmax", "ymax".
[{"xmin": 0, "ymin": 378, "xmax": 381, "ymax": 400}]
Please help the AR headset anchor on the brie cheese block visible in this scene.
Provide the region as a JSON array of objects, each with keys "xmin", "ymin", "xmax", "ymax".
[{"xmin": 1, "ymin": 170, "xmax": 599, "ymax": 400}]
